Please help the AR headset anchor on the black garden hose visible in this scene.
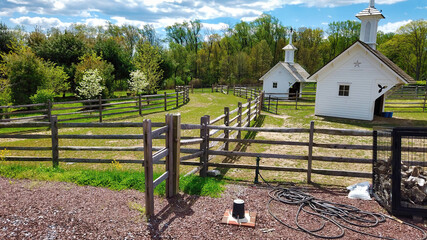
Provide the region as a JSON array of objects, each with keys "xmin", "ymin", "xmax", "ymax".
[{"xmin": 258, "ymin": 172, "xmax": 427, "ymax": 239}]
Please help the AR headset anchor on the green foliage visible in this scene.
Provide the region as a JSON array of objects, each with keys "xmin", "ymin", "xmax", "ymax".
[
  {"xmin": 94, "ymin": 37, "xmax": 132, "ymax": 80},
  {"xmin": 0, "ymin": 22, "xmax": 14, "ymax": 60},
  {"xmin": 1, "ymin": 46, "xmax": 44, "ymax": 104},
  {"xmin": 1, "ymin": 45, "xmax": 69, "ymax": 105},
  {"xmin": 75, "ymin": 52, "xmax": 115, "ymax": 97},
  {"xmin": 133, "ymin": 41, "xmax": 164, "ymax": 93},
  {"xmin": 30, "ymin": 89, "xmax": 55, "ymax": 105}
]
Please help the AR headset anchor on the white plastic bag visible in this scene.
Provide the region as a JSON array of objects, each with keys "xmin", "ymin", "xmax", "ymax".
[{"xmin": 347, "ymin": 182, "xmax": 371, "ymax": 200}]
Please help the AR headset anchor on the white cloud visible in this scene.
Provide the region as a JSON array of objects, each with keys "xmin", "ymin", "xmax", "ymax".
[
  {"xmin": 202, "ymin": 22, "xmax": 229, "ymax": 31},
  {"xmin": 110, "ymin": 16, "xmax": 148, "ymax": 28},
  {"xmin": 10, "ymin": 16, "xmax": 72, "ymax": 29},
  {"xmin": 379, "ymin": 19, "xmax": 412, "ymax": 33},
  {"xmin": 241, "ymin": 16, "xmax": 258, "ymax": 22}
]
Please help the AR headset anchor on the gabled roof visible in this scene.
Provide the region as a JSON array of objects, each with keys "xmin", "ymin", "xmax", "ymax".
[
  {"xmin": 308, "ymin": 40, "xmax": 415, "ymax": 84},
  {"xmin": 282, "ymin": 44, "xmax": 297, "ymax": 50},
  {"xmin": 260, "ymin": 61, "xmax": 312, "ymax": 82},
  {"xmin": 356, "ymin": 7, "xmax": 385, "ymax": 19}
]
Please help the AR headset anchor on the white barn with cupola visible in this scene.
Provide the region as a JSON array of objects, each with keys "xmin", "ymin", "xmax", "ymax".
[
  {"xmin": 260, "ymin": 32, "xmax": 312, "ymax": 98},
  {"xmin": 308, "ymin": 0, "xmax": 415, "ymax": 121}
]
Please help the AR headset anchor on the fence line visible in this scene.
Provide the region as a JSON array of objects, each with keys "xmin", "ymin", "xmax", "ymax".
[{"xmin": 0, "ymin": 87, "xmax": 190, "ymax": 122}]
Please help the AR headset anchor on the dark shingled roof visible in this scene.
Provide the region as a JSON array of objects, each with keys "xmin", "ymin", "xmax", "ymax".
[
  {"xmin": 308, "ymin": 40, "xmax": 415, "ymax": 84},
  {"xmin": 358, "ymin": 41, "xmax": 415, "ymax": 84}
]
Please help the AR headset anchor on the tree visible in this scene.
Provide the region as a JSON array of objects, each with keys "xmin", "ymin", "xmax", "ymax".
[
  {"xmin": 327, "ymin": 21, "xmax": 360, "ymax": 60},
  {"xmin": 133, "ymin": 41, "xmax": 163, "ymax": 93},
  {"xmin": 1, "ymin": 46, "xmax": 68, "ymax": 104},
  {"xmin": 94, "ymin": 37, "xmax": 132, "ymax": 81},
  {"xmin": 76, "ymin": 69, "xmax": 105, "ymax": 99},
  {"xmin": 250, "ymin": 40, "xmax": 273, "ymax": 80},
  {"xmin": 128, "ymin": 70, "xmax": 148, "ymax": 94},
  {"xmin": 74, "ymin": 52, "xmax": 115, "ymax": 97},
  {"xmin": 397, "ymin": 20, "xmax": 427, "ymax": 81},
  {"xmin": 294, "ymin": 28, "xmax": 325, "ymax": 74},
  {"xmin": 0, "ymin": 23, "xmax": 14, "ymax": 61}
]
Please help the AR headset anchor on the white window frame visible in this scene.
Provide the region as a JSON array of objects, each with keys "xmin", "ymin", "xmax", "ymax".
[{"xmin": 338, "ymin": 84, "xmax": 350, "ymax": 96}]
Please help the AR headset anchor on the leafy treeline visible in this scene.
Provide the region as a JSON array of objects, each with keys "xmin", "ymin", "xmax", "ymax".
[{"xmin": 0, "ymin": 15, "xmax": 426, "ymax": 106}]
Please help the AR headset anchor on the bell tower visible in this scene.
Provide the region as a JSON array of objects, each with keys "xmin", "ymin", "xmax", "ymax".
[
  {"xmin": 283, "ymin": 28, "xmax": 297, "ymax": 65},
  {"xmin": 356, "ymin": 0, "xmax": 385, "ymax": 50}
]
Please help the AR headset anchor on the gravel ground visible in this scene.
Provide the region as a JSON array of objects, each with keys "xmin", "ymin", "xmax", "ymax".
[{"xmin": 0, "ymin": 177, "xmax": 425, "ymax": 240}]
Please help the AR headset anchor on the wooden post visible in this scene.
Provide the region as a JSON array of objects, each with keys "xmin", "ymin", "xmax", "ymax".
[
  {"xmin": 227, "ymin": 85, "xmax": 229, "ymax": 95},
  {"xmin": 47, "ymin": 100, "xmax": 52, "ymax": 121},
  {"xmin": 164, "ymin": 92, "xmax": 167, "ymax": 111},
  {"xmin": 200, "ymin": 115, "xmax": 209, "ymax": 177},
  {"xmin": 191, "ymin": 84, "xmax": 194, "ymax": 93},
  {"xmin": 50, "ymin": 115, "xmax": 59, "ymax": 168},
  {"xmin": 247, "ymin": 98, "xmax": 251, "ymax": 127},
  {"xmin": 165, "ymin": 114, "xmax": 173, "ymax": 197},
  {"xmin": 224, "ymin": 107, "xmax": 229, "ymax": 150},
  {"xmin": 307, "ymin": 121, "xmax": 314, "ymax": 183},
  {"xmin": 259, "ymin": 91, "xmax": 264, "ymax": 115},
  {"xmin": 143, "ymin": 119, "xmax": 154, "ymax": 219},
  {"xmin": 138, "ymin": 95, "xmax": 142, "ymax": 116},
  {"xmin": 295, "ymin": 91, "xmax": 298, "ymax": 110},
  {"xmin": 245, "ymin": 88, "xmax": 248, "ymax": 99},
  {"xmin": 233, "ymin": 85, "xmax": 236, "ymax": 96},
  {"xmin": 268, "ymin": 95, "xmax": 271, "ymax": 112},
  {"xmin": 423, "ymin": 92, "xmax": 426, "ymax": 112},
  {"xmin": 176, "ymin": 92, "xmax": 179, "ymax": 108},
  {"xmin": 98, "ymin": 95, "xmax": 103, "ymax": 122},
  {"xmin": 237, "ymin": 102, "xmax": 242, "ymax": 139},
  {"xmin": 275, "ymin": 97, "xmax": 278, "ymax": 114},
  {"xmin": 172, "ymin": 114, "xmax": 181, "ymax": 195}
]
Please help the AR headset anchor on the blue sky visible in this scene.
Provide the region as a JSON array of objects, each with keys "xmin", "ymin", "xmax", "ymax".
[{"xmin": 0, "ymin": 0, "xmax": 425, "ymax": 36}]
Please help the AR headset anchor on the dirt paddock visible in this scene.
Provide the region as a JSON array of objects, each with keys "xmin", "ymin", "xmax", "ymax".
[{"xmin": 0, "ymin": 177, "xmax": 425, "ymax": 239}]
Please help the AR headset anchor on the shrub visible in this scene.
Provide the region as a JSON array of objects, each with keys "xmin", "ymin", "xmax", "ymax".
[
  {"xmin": 76, "ymin": 69, "xmax": 105, "ymax": 99},
  {"xmin": 75, "ymin": 52, "xmax": 115, "ymax": 97},
  {"xmin": 128, "ymin": 70, "xmax": 148, "ymax": 95},
  {"xmin": 30, "ymin": 89, "xmax": 55, "ymax": 105}
]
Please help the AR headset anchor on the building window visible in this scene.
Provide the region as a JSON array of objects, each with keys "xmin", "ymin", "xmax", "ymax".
[
  {"xmin": 273, "ymin": 82, "xmax": 277, "ymax": 88},
  {"xmin": 338, "ymin": 85, "xmax": 350, "ymax": 96}
]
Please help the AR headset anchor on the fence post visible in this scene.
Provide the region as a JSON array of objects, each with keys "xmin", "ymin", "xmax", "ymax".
[
  {"xmin": 98, "ymin": 95, "xmax": 103, "ymax": 122},
  {"xmin": 164, "ymin": 92, "xmax": 167, "ymax": 111},
  {"xmin": 275, "ymin": 98, "xmax": 278, "ymax": 114},
  {"xmin": 165, "ymin": 114, "xmax": 173, "ymax": 197},
  {"xmin": 245, "ymin": 88, "xmax": 248, "ymax": 99},
  {"xmin": 233, "ymin": 85, "xmax": 236, "ymax": 96},
  {"xmin": 143, "ymin": 119, "xmax": 154, "ymax": 219},
  {"xmin": 227, "ymin": 85, "xmax": 229, "ymax": 95},
  {"xmin": 237, "ymin": 102, "xmax": 242, "ymax": 139},
  {"xmin": 176, "ymin": 92, "xmax": 179, "ymax": 108},
  {"xmin": 138, "ymin": 95, "xmax": 142, "ymax": 116},
  {"xmin": 50, "ymin": 115, "xmax": 59, "ymax": 168},
  {"xmin": 259, "ymin": 91, "xmax": 264, "ymax": 115},
  {"xmin": 172, "ymin": 114, "xmax": 181, "ymax": 195},
  {"xmin": 372, "ymin": 130, "xmax": 378, "ymax": 186},
  {"xmin": 47, "ymin": 100, "xmax": 52, "ymax": 122},
  {"xmin": 268, "ymin": 96, "xmax": 271, "ymax": 112},
  {"xmin": 423, "ymin": 92, "xmax": 427, "ymax": 112},
  {"xmin": 307, "ymin": 121, "xmax": 314, "ymax": 183},
  {"xmin": 191, "ymin": 84, "xmax": 194, "ymax": 93},
  {"xmin": 200, "ymin": 115, "xmax": 209, "ymax": 177},
  {"xmin": 224, "ymin": 107, "xmax": 229, "ymax": 150},
  {"xmin": 247, "ymin": 98, "xmax": 251, "ymax": 127},
  {"xmin": 295, "ymin": 91, "xmax": 298, "ymax": 110}
]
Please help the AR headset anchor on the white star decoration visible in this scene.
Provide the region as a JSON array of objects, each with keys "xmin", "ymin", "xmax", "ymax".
[{"xmin": 354, "ymin": 60, "xmax": 361, "ymax": 67}]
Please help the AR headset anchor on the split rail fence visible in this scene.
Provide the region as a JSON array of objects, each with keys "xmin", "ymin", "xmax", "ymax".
[{"xmin": 0, "ymin": 88, "xmax": 190, "ymax": 123}]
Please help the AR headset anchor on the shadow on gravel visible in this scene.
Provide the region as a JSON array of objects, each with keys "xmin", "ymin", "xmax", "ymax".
[{"xmin": 148, "ymin": 194, "xmax": 199, "ymax": 239}]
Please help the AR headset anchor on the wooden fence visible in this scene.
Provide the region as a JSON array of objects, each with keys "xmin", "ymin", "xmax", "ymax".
[
  {"xmin": 0, "ymin": 88, "xmax": 190, "ymax": 123},
  {"xmin": 388, "ymin": 85, "xmax": 426, "ymax": 99},
  {"xmin": 0, "ymin": 114, "xmax": 182, "ymax": 219},
  {"xmin": 262, "ymin": 92, "xmax": 316, "ymax": 113}
]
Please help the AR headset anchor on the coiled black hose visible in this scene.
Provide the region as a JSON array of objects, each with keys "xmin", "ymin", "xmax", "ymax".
[{"xmin": 259, "ymin": 173, "xmax": 427, "ymax": 239}]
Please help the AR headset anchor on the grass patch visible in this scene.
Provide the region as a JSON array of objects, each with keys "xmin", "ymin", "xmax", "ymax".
[{"xmin": 0, "ymin": 163, "xmax": 226, "ymax": 198}]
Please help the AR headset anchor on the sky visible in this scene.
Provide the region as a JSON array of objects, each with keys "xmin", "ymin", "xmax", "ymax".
[{"xmin": 0, "ymin": 0, "xmax": 425, "ymax": 37}]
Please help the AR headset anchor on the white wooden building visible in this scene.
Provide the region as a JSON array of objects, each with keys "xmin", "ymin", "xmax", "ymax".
[
  {"xmin": 308, "ymin": 0, "xmax": 415, "ymax": 121},
  {"xmin": 260, "ymin": 33, "xmax": 311, "ymax": 98}
]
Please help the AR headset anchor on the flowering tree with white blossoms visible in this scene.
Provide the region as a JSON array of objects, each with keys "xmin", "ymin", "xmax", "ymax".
[
  {"xmin": 128, "ymin": 70, "xmax": 149, "ymax": 95},
  {"xmin": 76, "ymin": 69, "xmax": 105, "ymax": 99}
]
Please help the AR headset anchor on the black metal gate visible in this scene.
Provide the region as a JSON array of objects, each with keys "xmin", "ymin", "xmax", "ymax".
[{"xmin": 373, "ymin": 127, "xmax": 427, "ymax": 217}]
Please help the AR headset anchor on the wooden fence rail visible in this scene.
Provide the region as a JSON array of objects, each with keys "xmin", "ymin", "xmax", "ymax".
[{"xmin": 0, "ymin": 87, "xmax": 190, "ymax": 123}]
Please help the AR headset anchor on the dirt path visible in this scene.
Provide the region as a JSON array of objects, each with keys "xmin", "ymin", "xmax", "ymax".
[{"xmin": 1, "ymin": 177, "xmax": 425, "ymax": 239}]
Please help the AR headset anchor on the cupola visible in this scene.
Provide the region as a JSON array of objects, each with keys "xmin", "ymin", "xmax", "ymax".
[{"xmin": 356, "ymin": 0, "xmax": 385, "ymax": 50}]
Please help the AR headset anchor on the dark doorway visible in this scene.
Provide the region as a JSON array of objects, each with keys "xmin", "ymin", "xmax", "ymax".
[
  {"xmin": 289, "ymin": 82, "xmax": 300, "ymax": 100},
  {"xmin": 374, "ymin": 95, "xmax": 384, "ymax": 117}
]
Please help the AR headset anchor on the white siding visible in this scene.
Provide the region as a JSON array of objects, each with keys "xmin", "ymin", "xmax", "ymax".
[
  {"xmin": 315, "ymin": 44, "xmax": 400, "ymax": 121},
  {"xmin": 262, "ymin": 64, "xmax": 295, "ymax": 97}
]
